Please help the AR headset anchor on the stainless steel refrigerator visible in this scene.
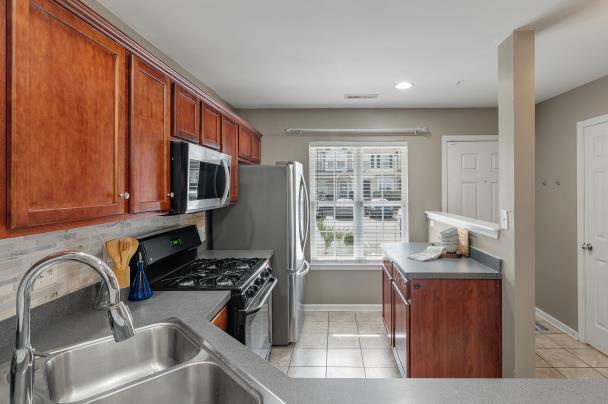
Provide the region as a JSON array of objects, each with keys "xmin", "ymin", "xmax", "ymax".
[{"xmin": 212, "ymin": 162, "xmax": 310, "ymax": 345}]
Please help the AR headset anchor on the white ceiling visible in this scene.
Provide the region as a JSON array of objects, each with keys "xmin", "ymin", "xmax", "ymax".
[{"xmin": 97, "ymin": 0, "xmax": 608, "ymax": 108}]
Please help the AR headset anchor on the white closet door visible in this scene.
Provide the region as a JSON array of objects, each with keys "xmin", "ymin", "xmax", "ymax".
[
  {"xmin": 584, "ymin": 119, "xmax": 608, "ymax": 355},
  {"xmin": 446, "ymin": 140, "xmax": 499, "ymax": 223}
]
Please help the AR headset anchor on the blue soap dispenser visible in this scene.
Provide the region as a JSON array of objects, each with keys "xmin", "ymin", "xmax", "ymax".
[{"xmin": 128, "ymin": 252, "xmax": 153, "ymax": 301}]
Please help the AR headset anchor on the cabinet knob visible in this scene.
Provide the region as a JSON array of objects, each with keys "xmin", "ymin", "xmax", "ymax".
[
  {"xmin": 413, "ymin": 284, "xmax": 421, "ymax": 290},
  {"xmin": 120, "ymin": 192, "xmax": 130, "ymax": 200},
  {"xmin": 168, "ymin": 192, "xmax": 174, "ymax": 198}
]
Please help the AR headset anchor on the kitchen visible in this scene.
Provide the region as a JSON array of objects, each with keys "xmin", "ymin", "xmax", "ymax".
[{"xmin": 1, "ymin": 0, "xmax": 608, "ymax": 403}]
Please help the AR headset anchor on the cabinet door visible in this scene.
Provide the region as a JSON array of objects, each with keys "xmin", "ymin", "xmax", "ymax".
[
  {"xmin": 211, "ymin": 305, "xmax": 228, "ymax": 331},
  {"xmin": 393, "ymin": 277, "xmax": 410, "ymax": 377},
  {"xmin": 201, "ymin": 103, "xmax": 221, "ymax": 150},
  {"xmin": 251, "ymin": 133, "xmax": 261, "ymax": 163},
  {"xmin": 221, "ymin": 116, "xmax": 239, "ymax": 203},
  {"xmin": 130, "ymin": 56, "xmax": 171, "ymax": 213},
  {"xmin": 238, "ymin": 125, "xmax": 252, "ymax": 160},
  {"xmin": 8, "ymin": 0, "xmax": 126, "ymax": 228},
  {"xmin": 172, "ymin": 84, "xmax": 199, "ymax": 143},
  {"xmin": 382, "ymin": 263, "xmax": 393, "ymax": 342},
  {"xmin": 409, "ymin": 279, "xmax": 502, "ymax": 377}
]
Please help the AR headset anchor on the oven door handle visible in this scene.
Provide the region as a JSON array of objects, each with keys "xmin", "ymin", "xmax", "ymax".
[
  {"xmin": 243, "ymin": 277, "xmax": 277, "ymax": 315},
  {"xmin": 220, "ymin": 159, "xmax": 230, "ymax": 205}
]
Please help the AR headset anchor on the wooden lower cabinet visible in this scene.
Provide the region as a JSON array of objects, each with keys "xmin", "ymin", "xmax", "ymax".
[
  {"xmin": 211, "ymin": 305, "xmax": 228, "ymax": 332},
  {"xmin": 384, "ymin": 259, "xmax": 501, "ymax": 378}
]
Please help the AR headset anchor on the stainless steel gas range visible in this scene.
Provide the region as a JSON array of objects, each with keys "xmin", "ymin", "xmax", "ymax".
[{"xmin": 131, "ymin": 225, "xmax": 276, "ymax": 360}]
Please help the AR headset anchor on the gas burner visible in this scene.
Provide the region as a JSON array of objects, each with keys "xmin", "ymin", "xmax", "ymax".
[{"xmin": 158, "ymin": 258, "xmax": 264, "ymax": 290}]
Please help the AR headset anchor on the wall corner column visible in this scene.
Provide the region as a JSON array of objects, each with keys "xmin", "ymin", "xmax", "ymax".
[{"xmin": 498, "ymin": 30, "xmax": 536, "ymax": 378}]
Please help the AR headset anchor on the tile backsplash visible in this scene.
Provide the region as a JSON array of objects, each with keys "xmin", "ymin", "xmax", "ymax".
[{"xmin": 0, "ymin": 213, "xmax": 206, "ymax": 321}]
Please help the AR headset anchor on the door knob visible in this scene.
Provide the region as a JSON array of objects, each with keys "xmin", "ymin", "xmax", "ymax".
[{"xmin": 582, "ymin": 242, "xmax": 593, "ymax": 251}]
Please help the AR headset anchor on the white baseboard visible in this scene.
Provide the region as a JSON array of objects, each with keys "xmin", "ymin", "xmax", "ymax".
[
  {"xmin": 304, "ymin": 304, "xmax": 381, "ymax": 312},
  {"xmin": 536, "ymin": 307, "xmax": 579, "ymax": 340}
]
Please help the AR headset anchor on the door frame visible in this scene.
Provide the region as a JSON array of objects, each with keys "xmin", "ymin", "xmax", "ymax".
[
  {"xmin": 441, "ymin": 135, "xmax": 499, "ymax": 212},
  {"xmin": 576, "ymin": 113, "xmax": 608, "ymax": 343}
]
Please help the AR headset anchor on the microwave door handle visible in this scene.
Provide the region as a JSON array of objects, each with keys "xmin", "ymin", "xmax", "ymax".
[
  {"xmin": 244, "ymin": 277, "xmax": 277, "ymax": 315},
  {"xmin": 220, "ymin": 159, "xmax": 230, "ymax": 205}
]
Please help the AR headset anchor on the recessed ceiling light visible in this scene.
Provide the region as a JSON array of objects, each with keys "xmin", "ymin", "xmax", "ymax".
[{"xmin": 394, "ymin": 81, "xmax": 413, "ymax": 90}]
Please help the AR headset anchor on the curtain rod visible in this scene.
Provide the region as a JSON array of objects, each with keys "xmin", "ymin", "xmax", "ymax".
[{"xmin": 284, "ymin": 128, "xmax": 431, "ymax": 137}]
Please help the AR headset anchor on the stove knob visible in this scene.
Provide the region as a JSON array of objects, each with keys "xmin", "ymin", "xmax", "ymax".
[
  {"xmin": 255, "ymin": 277, "xmax": 264, "ymax": 286},
  {"xmin": 252, "ymin": 285, "xmax": 260, "ymax": 293},
  {"xmin": 262, "ymin": 269, "xmax": 271, "ymax": 278},
  {"xmin": 246, "ymin": 289, "xmax": 255, "ymax": 298}
]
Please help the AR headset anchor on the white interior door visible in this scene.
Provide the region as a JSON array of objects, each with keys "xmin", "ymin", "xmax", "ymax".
[
  {"xmin": 445, "ymin": 140, "xmax": 499, "ymax": 222},
  {"xmin": 583, "ymin": 119, "xmax": 608, "ymax": 355}
]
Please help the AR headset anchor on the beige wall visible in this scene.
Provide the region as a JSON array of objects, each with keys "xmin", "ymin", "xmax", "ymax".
[
  {"xmin": 84, "ymin": 0, "xmax": 235, "ymax": 112},
  {"xmin": 236, "ymin": 108, "xmax": 497, "ymax": 305},
  {"xmin": 535, "ymin": 74, "xmax": 608, "ymax": 330},
  {"xmin": 494, "ymin": 31, "xmax": 536, "ymax": 378}
]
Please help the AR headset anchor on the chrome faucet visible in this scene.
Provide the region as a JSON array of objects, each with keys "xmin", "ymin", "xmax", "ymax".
[{"xmin": 9, "ymin": 251, "xmax": 136, "ymax": 404}]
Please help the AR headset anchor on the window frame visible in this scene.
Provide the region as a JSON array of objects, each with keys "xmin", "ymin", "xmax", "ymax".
[{"xmin": 308, "ymin": 141, "xmax": 409, "ymax": 265}]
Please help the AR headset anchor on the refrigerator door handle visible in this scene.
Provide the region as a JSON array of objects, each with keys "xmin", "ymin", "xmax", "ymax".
[
  {"xmin": 296, "ymin": 260, "xmax": 310, "ymax": 278},
  {"xmin": 300, "ymin": 173, "xmax": 310, "ymax": 251}
]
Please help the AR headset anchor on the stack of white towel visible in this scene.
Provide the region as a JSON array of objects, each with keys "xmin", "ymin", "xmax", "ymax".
[{"xmin": 440, "ymin": 227, "xmax": 459, "ymax": 253}]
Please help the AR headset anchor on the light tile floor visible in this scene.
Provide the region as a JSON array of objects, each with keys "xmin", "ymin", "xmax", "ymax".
[
  {"xmin": 535, "ymin": 316, "xmax": 608, "ymax": 379},
  {"xmin": 270, "ymin": 311, "xmax": 401, "ymax": 379}
]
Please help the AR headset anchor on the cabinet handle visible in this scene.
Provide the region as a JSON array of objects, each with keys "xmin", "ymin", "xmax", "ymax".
[{"xmin": 120, "ymin": 192, "xmax": 130, "ymax": 200}]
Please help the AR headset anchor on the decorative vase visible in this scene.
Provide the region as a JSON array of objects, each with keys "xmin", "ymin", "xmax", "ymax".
[{"xmin": 128, "ymin": 255, "xmax": 153, "ymax": 301}]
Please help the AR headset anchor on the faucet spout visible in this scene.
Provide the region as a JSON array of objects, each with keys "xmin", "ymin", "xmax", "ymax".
[
  {"xmin": 10, "ymin": 251, "xmax": 135, "ymax": 404},
  {"xmin": 107, "ymin": 301, "xmax": 136, "ymax": 342}
]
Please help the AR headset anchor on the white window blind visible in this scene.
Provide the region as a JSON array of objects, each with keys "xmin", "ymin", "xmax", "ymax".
[{"xmin": 309, "ymin": 142, "xmax": 408, "ymax": 263}]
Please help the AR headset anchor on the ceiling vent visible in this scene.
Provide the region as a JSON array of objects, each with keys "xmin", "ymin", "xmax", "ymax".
[{"xmin": 344, "ymin": 93, "xmax": 379, "ymax": 100}]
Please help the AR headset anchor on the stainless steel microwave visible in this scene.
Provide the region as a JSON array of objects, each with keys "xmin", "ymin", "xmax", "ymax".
[{"xmin": 170, "ymin": 141, "xmax": 231, "ymax": 214}]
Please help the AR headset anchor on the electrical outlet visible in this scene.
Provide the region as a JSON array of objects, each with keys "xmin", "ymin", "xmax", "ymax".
[{"xmin": 500, "ymin": 209, "xmax": 509, "ymax": 230}]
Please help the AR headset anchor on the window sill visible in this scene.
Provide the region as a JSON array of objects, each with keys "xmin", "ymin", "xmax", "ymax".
[{"xmin": 311, "ymin": 262, "xmax": 381, "ymax": 271}]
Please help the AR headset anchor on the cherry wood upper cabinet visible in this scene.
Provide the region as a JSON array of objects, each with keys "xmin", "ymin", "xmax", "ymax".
[
  {"xmin": 221, "ymin": 116, "xmax": 239, "ymax": 203},
  {"xmin": 172, "ymin": 84, "xmax": 199, "ymax": 143},
  {"xmin": 238, "ymin": 125, "xmax": 252, "ymax": 160},
  {"xmin": 7, "ymin": 0, "xmax": 127, "ymax": 229},
  {"xmin": 251, "ymin": 132, "xmax": 261, "ymax": 163},
  {"xmin": 201, "ymin": 103, "xmax": 221, "ymax": 150},
  {"xmin": 130, "ymin": 56, "xmax": 171, "ymax": 214}
]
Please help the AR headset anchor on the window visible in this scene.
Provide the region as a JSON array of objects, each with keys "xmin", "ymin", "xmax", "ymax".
[{"xmin": 309, "ymin": 142, "xmax": 408, "ymax": 263}]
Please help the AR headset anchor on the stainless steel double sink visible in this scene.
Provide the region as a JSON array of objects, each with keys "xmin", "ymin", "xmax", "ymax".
[{"xmin": 30, "ymin": 319, "xmax": 282, "ymax": 403}]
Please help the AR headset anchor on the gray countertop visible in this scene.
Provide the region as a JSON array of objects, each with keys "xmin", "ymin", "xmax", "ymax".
[
  {"xmin": 2, "ymin": 284, "xmax": 608, "ymax": 402},
  {"xmin": 383, "ymin": 242, "xmax": 502, "ymax": 279}
]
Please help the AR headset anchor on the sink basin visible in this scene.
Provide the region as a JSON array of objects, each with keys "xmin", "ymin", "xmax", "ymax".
[
  {"xmin": 88, "ymin": 362, "xmax": 262, "ymax": 404},
  {"xmin": 44, "ymin": 323, "xmax": 201, "ymax": 403}
]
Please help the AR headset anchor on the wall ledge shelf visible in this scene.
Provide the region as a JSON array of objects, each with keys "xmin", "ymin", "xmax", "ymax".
[{"xmin": 425, "ymin": 211, "xmax": 501, "ymax": 240}]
